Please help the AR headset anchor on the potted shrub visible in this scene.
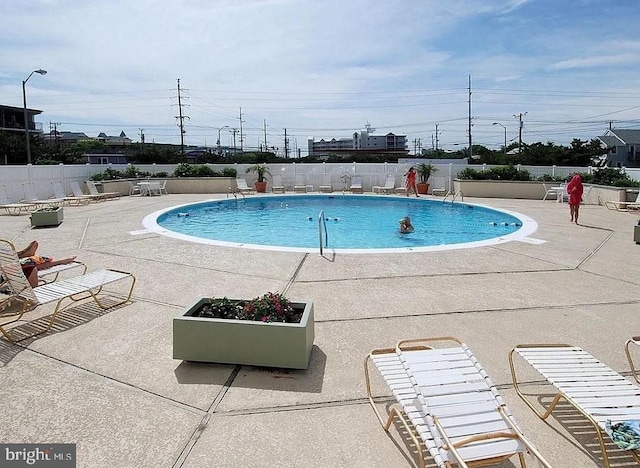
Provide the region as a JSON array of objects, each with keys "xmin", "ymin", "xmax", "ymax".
[
  {"xmin": 246, "ymin": 164, "xmax": 271, "ymax": 193},
  {"xmin": 173, "ymin": 292, "xmax": 314, "ymax": 369},
  {"xmin": 416, "ymin": 163, "xmax": 438, "ymax": 194}
]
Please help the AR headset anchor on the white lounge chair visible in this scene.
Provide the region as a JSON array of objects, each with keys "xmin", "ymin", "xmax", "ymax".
[
  {"xmin": 350, "ymin": 176, "xmax": 363, "ymax": 194},
  {"xmin": 294, "ymin": 175, "xmax": 307, "ymax": 193},
  {"xmin": 0, "ymin": 184, "xmax": 36, "ymax": 215},
  {"xmin": 21, "ymin": 182, "xmax": 64, "ymax": 208},
  {"xmin": 51, "ymin": 180, "xmax": 91, "ymax": 205},
  {"xmin": 0, "ymin": 239, "xmax": 135, "ymax": 343},
  {"xmin": 235, "ymin": 178, "xmax": 255, "ymax": 195},
  {"xmin": 271, "ymin": 175, "xmax": 285, "ymax": 194},
  {"xmin": 372, "ymin": 175, "xmax": 396, "ymax": 194},
  {"xmin": 366, "ymin": 337, "xmax": 551, "ymax": 468},
  {"xmin": 318, "ymin": 175, "xmax": 333, "ymax": 193},
  {"xmin": 605, "ymin": 191, "xmax": 640, "ymax": 211},
  {"xmin": 86, "ymin": 180, "xmax": 120, "ymax": 200},
  {"xmin": 431, "ymin": 176, "xmax": 449, "ymax": 196},
  {"xmin": 69, "ymin": 180, "xmax": 103, "ymax": 202},
  {"xmin": 510, "ymin": 344, "xmax": 640, "ymax": 468},
  {"xmin": 625, "ymin": 337, "xmax": 640, "ymax": 384}
]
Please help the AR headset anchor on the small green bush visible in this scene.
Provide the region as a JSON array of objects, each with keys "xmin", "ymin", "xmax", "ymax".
[
  {"xmin": 457, "ymin": 165, "xmax": 531, "ymax": 181},
  {"xmin": 221, "ymin": 167, "xmax": 237, "ymax": 177}
]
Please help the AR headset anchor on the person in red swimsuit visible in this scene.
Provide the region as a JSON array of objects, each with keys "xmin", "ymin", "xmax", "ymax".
[
  {"xmin": 404, "ymin": 167, "xmax": 419, "ymax": 197},
  {"xmin": 566, "ymin": 174, "xmax": 584, "ymax": 224}
]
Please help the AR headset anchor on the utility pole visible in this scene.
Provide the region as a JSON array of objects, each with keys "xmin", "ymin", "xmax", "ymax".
[
  {"xmin": 435, "ymin": 124, "xmax": 439, "ymax": 152},
  {"xmin": 283, "ymin": 128, "xmax": 289, "ymax": 158},
  {"xmin": 139, "ymin": 128, "xmax": 145, "ymax": 144},
  {"xmin": 468, "ymin": 75, "xmax": 473, "ymax": 159},
  {"xmin": 230, "ymin": 128, "xmax": 239, "ymax": 153},
  {"xmin": 238, "ymin": 107, "xmax": 244, "ymax": 153},
  {"xmin": 513, "ymin": 112, "xmax": 527, "ymax": 154},
  {"xmin": 175, "ymin": 78, "xmax": 189, "ymax": 157},
  {"xmin": 263, "ymin": 119, "xmax": 268, "ymax": 152}
]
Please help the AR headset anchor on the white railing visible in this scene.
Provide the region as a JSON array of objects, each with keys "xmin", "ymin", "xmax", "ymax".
[{"xmin": 318, "ymin": 210, "xmax": 328, "ymax": 256}]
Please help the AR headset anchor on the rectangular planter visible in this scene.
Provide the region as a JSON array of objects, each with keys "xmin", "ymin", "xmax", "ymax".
[
  {"xmin": 173, "ymin": 297, "xmax": 314, "ymax": 369},
  {"xmin": 30, "ymin": 207, "xmax": 64, "ymax": 227}
]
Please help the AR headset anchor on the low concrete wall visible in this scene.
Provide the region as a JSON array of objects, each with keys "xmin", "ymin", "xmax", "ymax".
[
  {"xmin": 453, "ymin": 179, "xmax": 633, "ymax": 205},
  {"xmin": 99, "ymin": 178, "xmax": 237, "ymax": 195}
]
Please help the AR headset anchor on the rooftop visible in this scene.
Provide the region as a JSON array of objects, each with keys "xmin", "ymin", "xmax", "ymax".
[{"xmin": 1, "ymin": 193, "xmax": 639, "ymax": 467}]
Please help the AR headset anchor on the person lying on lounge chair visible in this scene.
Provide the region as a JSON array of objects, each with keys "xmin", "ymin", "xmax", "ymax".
[{"xmin": 14, "ymin": 241, "xmax": 77, "ymax": 288}]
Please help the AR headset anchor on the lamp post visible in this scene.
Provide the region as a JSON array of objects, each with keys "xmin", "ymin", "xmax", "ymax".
[
  {"xmin": 492, "ymin": 122, "xmax": 507, "ymax": 155},
  {"xmin": 22, "ymin": 69, "xmax": 47, "ymax": 165},
  {"xmin": 217, "ymin": 125, "xmax": 229, "ymax": 155}
]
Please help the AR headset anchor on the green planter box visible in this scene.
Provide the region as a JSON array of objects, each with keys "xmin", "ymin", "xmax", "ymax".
[
  {"xmin": 30, "ymin": 207, "xmax": 64, "ymax": 227},
  {"xmin": 173, "ymin": 298, "xmax": 314, "ymax": 369}
]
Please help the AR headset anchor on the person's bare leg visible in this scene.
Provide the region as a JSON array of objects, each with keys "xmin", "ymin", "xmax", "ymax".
[
  {"xmin": 35, "ymin": 257, "xmax": 77, "ymax": 271},
  {"xmin": 17, "ymin": 241, "xmax": 38, "ymax": 258},
  {"xmin": 575, "ymin": 205, "xmax": 580, "ymax": 224}
]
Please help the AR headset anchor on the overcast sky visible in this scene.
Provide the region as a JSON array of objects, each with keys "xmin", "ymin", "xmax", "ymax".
[{"xmin": 2, "ymin": 0, "xmax": 640, "ymax": 155}]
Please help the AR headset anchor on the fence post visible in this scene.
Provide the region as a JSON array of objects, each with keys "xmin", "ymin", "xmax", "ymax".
[{"xmin": 552, "ymin": 165, "xmax": 556, "ymax": 177}]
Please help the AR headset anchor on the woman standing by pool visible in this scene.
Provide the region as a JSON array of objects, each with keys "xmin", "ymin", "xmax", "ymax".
[
  {"xmin": 566, "ymin": 174, "xmax": 584, "ymax": 224},
  {"xmin": 404, "ymin": 167, "xmax": 419, "ymax": 197}
]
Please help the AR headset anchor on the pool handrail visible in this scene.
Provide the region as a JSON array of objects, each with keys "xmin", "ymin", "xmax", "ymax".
[{"xmin": 318, "ymin": 210, "xmax": 328, "ymax": 256}]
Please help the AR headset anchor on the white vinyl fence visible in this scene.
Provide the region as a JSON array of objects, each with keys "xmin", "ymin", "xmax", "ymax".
[{"xmin": 0, "ymin": 162, "xmax": 635, "ymax": 203}]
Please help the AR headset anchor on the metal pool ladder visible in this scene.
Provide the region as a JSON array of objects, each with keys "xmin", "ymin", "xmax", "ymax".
[
  {"xmin": 318, "ymin": 210, "xmax": 329, "ymax": 255},
  {"xmin": 443, "ymin": 190, "xmax": 464, "ymax": 204}
]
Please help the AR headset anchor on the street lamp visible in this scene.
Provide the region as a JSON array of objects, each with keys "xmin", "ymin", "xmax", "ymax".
[
  {"xmin": 492, "ymin": 122, "xmax": 507, "ymax": 155},
  {"xmin": 217, "ymin": 125, "xmax": 229, "ymax": 155},
  {"xmin": 22, "ymin": 69, "xmax": 47, "ymax": 165}
]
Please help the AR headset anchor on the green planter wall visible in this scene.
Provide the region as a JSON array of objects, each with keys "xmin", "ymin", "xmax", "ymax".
[
  {"xmin": 30, "ymin": 207, "xmax": 64, "ymax": 227},
  {"xmin": 173, "ymin": 297, "xmax": 314, "ymax": 369}
]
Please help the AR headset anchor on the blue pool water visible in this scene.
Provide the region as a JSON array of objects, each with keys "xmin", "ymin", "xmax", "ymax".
[{"xmin": 147, "ymin": 195, "xmax": 535, "ymax": 253}]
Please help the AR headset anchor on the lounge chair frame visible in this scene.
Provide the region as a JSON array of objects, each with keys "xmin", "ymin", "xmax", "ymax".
[
  {"xmin": 372, "ymin": 175, "xmax": 396, "ymax": 195},
  {"xmin": 0, "ymin": 240, "xmax": 135, "ymax": 343},
  {"xmin": 625, "ymin": 337, "xmax": 640, "ymax": 384},
  {"xmin": 365, "ymin": 336, "xmax": 550, "ymax": 468},
  {"xmin": 509, "ymin": 343, "xmax": 640, "ymax": 468},
  {"xmin": 0, "ymin": 184, "xmax": 36, "ymax": 215},
  {"xmin": 235, "ymin": 178, "xmax": 255, "ymax": 195}
]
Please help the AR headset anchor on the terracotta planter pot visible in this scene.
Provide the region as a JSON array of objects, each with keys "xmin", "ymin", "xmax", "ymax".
[
  {"xmin": 254, "ymin": 181, "xmax": 267, "ymax": 193},
  {"xmin": 417, "ymin": 183, "xmax": 429, "ymax": 195}
]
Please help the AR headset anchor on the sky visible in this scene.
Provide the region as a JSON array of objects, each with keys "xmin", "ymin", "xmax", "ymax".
[{"xmin": 2, "ymin": 0, "xmax": 640, "ymax": 156}]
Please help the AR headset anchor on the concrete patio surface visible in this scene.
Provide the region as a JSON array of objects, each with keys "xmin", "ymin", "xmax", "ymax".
[{"xmin": 1, "ymin": 193, "xmax": 639, "ymax": 467}]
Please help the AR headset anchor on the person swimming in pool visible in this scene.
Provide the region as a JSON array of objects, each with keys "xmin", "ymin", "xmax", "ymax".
[{"xmin": 399, "ymin": 216, "xmax": 414, "ymax": 234}]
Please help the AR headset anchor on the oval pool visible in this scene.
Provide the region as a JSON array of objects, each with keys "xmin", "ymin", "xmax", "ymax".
[{"xmin": 143, "ymin": 195, "xmax": 537, "ymax": 253}]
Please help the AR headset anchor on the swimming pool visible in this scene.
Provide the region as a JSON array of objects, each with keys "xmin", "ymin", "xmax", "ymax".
[{"xmin": 143, "ymin": 195, "xmax": 537, "ymax": 253}]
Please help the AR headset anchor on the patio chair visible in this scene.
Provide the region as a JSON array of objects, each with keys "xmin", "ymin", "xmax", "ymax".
[
  {"xmin": 605, "ymin": 191, "xmax": 640, "ymax": 211},
  {"xmin": 542, "ymin": 183, "xmax": 562, "ymax": 202},
  {"xmin": 85, "ymin": 180, "xmax": 120, "ymax": 200},
  {"xmin": 294, "ymin": 175, "xmax": 307, "ymax": 193},
  {"xmin": 350, "ymin": 176, "xmax": 363, "ymax": 194},
  {"xmin": 21, "ymin": 182, "xmax": 64, "ymax": 208},
  {"xmin": 372, "ymin": 175, "xmax": 396, "ymax": 194},
  {"xmin": 127, "ymin": 181, "xmax": 141, "ymax": 196},
  {"xmin": 510, "ymin": 344, "xmax": 640, "ymax": 468},
  {"xmin": 365, "ymin": 337, "xmax": 551, "ymax": 468},
  {"xmin": 235, "ymin": 178, "xmax": 255, "ymax": 195},
  {"xmin": 0, "ymin": 239, "xmax": 135, "ymax": 343},
  {"xmin": 51, "ymin": 180, "xmax": 91, "ymax": 205},
  {"xmin": 318, "ymin": 175, "xmax": 333, "ymax": 193},
  {"xmin": 271, "ymin": 175, "xmax": 285, "ymax": 194},
  {"xmin": 625, "ymin": 337, "xmax": 640, "ymax": 384},
  {"xmin": 0, "ymin": 184, "xmax": 36, "ymax": 215},
  {"xmin": 431, "ymin": 176, "xmax": 449, "ymax": 196}
]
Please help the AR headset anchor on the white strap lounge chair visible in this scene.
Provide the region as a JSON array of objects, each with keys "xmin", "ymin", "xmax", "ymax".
[
  {"xmin": 0, "ymin": 184, "xmax": 36, "ymax": 215},
  {"xmin": 21, "ymin": 182, "xmax": 64, "ymax": 208},
  {"xmin": 294, "ymin": 175, "xmax": 307, "ymax": 193},
  {"xmin": 372, "ymin": 175, "xmax": 396, "ymax": 194},
  {"xmin": 365, "ymin": 337, "xmax": 551, "ymax": 468},
  {"xmin": 605, "ymin": 191, "xmax": 640, "ymax": 211},
  {"xmin": 0, "ymin": 239, "xmax": 136, "ymax": 343},
  {"xmin": 235, "ymin": 178, "xmax": 255, "ymax": 195},
  {"xmin": 51, "ymin": 180, "xmax": 91, "ymax": 205},
  {"xmin": 86, "ymin": 180, "xmax": 120, "ymax": 200},
  {"xmin": 350, "ymin": 176, "xmax": 363, "ymax": 194},
  {"xmin": 431, "ymin": 177, "xmax": 449, "ymax": 196},
  {"xmin": 271, "ymin": 175, "xmax": 285, "ymax": 194},
  {"xmin": 510, "ymin": 344, "xmax": 640, "ymax": 468},
  {"xmin": 318, "ymin": 175, "xmax": 333, "ymax": 193},
  {"xmin": 69, "ymin": 180, "xmax": 104, "ymax": 202},
  {"xmin": 625, "ymin": 337, "xmax": 640, "ymax": 384}
]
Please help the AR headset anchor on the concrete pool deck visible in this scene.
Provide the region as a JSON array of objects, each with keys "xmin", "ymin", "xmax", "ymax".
[{"xmin": 1, "ymin": 193, "xmax": 639, "ymax": 467}]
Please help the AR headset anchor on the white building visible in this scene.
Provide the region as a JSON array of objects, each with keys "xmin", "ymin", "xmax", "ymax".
[{"xmin": 308, "ymin": 127, "xmax": 407, "ymax": 156}]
